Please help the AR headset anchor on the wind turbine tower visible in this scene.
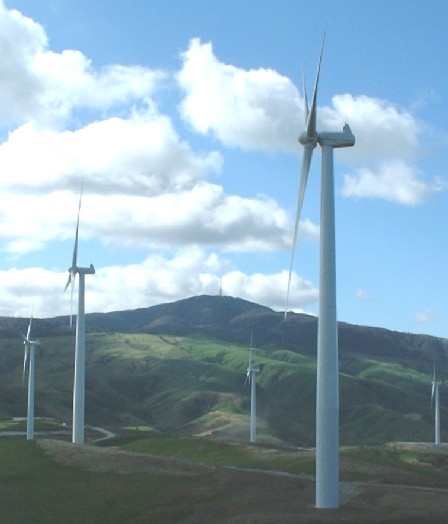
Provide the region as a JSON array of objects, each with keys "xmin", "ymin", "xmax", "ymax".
[
  {"xmin": 21, "ymin": 315, "xmax": 40, "ymax": 440},
  {"xmin": 64, "ymin": 191, "xmax": 95, "ymax": 444},
  {"xmin": 431, "ymin": 363, "xmax": 442, "ymax": 445},
  {"xmin": 285, "ymin": 33, "xmax": 355, "ymax": 509},
  {"xmin": 245, "ymin": 332, "xmax": 260, "ymax": 443}
]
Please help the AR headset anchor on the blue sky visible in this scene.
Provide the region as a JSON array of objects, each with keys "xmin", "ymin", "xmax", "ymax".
[{"xmin": 1, "ymin": 0, "xmax": 447, "ymax": 338}]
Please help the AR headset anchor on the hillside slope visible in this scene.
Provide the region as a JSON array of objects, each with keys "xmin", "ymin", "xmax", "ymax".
[{"xmin": 0, "ymin": 295, "xmax": 447, "ymax": 446}]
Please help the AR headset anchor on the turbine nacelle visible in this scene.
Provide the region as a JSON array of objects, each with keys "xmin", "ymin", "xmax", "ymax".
[{"xmin": 319, "ymin": 124, "xmax": 355, "ymax": 148}]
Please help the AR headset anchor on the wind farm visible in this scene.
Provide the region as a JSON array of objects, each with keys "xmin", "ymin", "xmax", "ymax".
[{"xmin": 0, "ymin": 1, "xmax": 447, "ymax": 522}]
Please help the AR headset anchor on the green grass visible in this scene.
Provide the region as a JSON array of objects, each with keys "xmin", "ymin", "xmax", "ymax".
[
  {"xmin": 121, "ymin": 435, "xmax": 316, "ymax": 474},
  {"xmin": 342, "ymin": 445, "xmax": 448, "ymax": 482},
  {"xmin": 2, "ymin": 436, "xmax": 448, "ymax": 523},
  {"xmin": 0, "ymin": 438, "xmax": 192, "ymax": 524}
]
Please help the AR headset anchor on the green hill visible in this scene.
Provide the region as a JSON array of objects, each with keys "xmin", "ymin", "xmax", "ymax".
[{"xmin": 0, "ymin": 295, "xmax": 447, "ymax": 446}]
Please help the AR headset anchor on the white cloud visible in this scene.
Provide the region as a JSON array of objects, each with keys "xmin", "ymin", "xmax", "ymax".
[
  {"xmin": 415, "ymin": 309, "xmax": 437, "ymax": 325},
  {"xmin": 0, "ymin": 2, "xmax": 162, "ymax": 128},
  {"xmin": 0, "ymin": 115, "xmax": 221, "ymax": 194},
  {"xmin": 223, "ymin": 269, "xmax": 318, "ymax": 313},
  {"xmin": 0, "ymin": 183, "xmax": 292, "ymax": 257},
  {"xmin": 322, "ymin": 94, "xmax": 421, "ymax": 163},
  {"xmin": 178, "ymin": 38, "xmax": 301, "ymax": 151},
  {"xmin": 341, "ymin": 159, "xmax": 435, "ymax": 205},
  {"xmin": 87, "ymin": 184, "xmax": 291, "ymax": 252},
  {"xmin": 356, "ymin": 288, "xmax": 371, "ymax": 301},
  {"xmin": 0, "ymin": 248, "xmax": 317, "ymax": 318},
  {"xmin": 177, "ymin": 39, "xmax": 441, "ymax": 207}
]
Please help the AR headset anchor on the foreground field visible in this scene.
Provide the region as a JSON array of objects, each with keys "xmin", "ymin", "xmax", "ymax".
[{"xmin": 2, "ymin": 436, "xmax": 448, "ymax": 523}]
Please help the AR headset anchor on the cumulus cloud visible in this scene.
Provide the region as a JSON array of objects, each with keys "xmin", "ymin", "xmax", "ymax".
[
  {"xmin": 223, "ymin": 269, "xmax": 318, "ymax": 313},
  {"xmin": 0, "ymin": 3, "xmax": 442, "ymax": 320},
  {"xmin": 0, "ymin": 116, "xmax": 222, "ymax": 195},
  {"xmin": 341, "ymin": 160, "xmax": 434, "ymax": 205},
  {"xmin": 321, "ymin": 94, "xmax": 421, "ymax": 162},
  {"xmin": 1, "ymin": 248, "xmax": 317, "ymax": 318},
  {"xmin": 0, "ymin": 182, "xmax": 292, "ymax": 257},
  {"xmin": 177, "ymin": 39, "xmax": 441, "ymax": 207},
  {"xmin": 0, "ymin": 3, "xmax": 162, "ymax": 128},
  {"xmin": 178, "ymin": 38, "xmax": 301, "ymax": 151}
]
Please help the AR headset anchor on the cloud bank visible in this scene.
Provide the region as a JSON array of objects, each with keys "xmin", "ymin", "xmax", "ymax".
[{"xmin": 0, "ymin": 6, "xmax": 442, "ymax": 319}]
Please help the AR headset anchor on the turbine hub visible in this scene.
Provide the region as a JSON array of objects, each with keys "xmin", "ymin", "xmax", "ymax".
[{"xmin": 298, "ymin": 130, "xmax": 318, "ymax": 148}]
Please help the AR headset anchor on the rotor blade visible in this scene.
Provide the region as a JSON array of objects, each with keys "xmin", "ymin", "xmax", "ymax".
[
  {"xmin": 244, "ymin": 370, "xmax": 251, "ymax": 387},
  {"xmin": 69, "ymin": 272, "xmax": 76, "ymax": 327},
  {"xmin": 284, "ymin": 146, "xmax": 314, "ymax": 319},
  {"xmin": 248, "ymin": 330, "xmax": 253, "ymax": 369},
  {"xmin": 26, "ymin": 314, "xmax": 33, "ymax": 341},
  {"xmin": 63, "ymin": 272, "xmax": 72, "ymax": 293},
  {"xmin": 72, "ymin": 190, "xmax": 82, "ymax": 269},
  {"xmin": 302, "ymin": 71, "xmax": 309, "ymax": 128},
  {"xmin": 431, "ymin": 381, "xmax": 435, "ymax": 408},
  {"xmin": 306, "ymin": 30, "xmax": 326, "ymax": 139},
  {"xmin": 22, "ymin": 345, "xmax": 29, "ymax": 387}
]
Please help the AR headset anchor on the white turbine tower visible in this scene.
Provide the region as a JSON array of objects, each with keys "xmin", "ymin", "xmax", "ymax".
[
  {"xmin": 64, "ymin": 191, "xmax": 95, "ymax": 444},
  {"xmin": 285, "ymin": 34, "xmax": 355, "ymax": 509},
  {"xmin": 431, "ymin": 362, "xmax": 442, "ymax": 445},
  {"xmin": 21, "ymin": 314, "xmax": 40, "ymax": 440},
  {"xmin": 244, "ymin": 332, "xmax": 260, "ymax": 443}
]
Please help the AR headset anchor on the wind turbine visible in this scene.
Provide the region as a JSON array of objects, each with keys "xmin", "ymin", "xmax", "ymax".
[
  {"xmin": 431, "ymin": 361, "xmax": 442, "ymax": 445},
  {"xmin": 64, "ymin": 190, "xmax": 95, "ymax": 444},
  {"xmin": 285, "ymin": 33, "xmax": 355, "ymax": 509},
  {"xmin": 21, "ymin": 314, "xmax": 40, "ymax": 440},
  {"xmin": 244, "ymin": 331, "xmax": 260, "ymax": 443}
]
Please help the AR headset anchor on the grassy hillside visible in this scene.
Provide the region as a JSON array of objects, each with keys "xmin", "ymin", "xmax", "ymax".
[{"xmin": 0, "ymin": 330, "xmax": 443, "ymax": 446}]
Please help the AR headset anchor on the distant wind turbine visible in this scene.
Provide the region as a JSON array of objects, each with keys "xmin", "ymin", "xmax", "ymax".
[
  {"xmin": 21, "ymin": 314, "xmax": 40, "ymax": 440},
  {"xmin": 431, "ymin": 361, "xmax": 442, "ymax": 445},
  {"xmin": 285, "ymin": 33, "xmax": 355, "ymax": 509},
  {"xmin": 244, "ymin": 331, "xmax": 260, "ymax": 443},
  {"xmin": 64, "ymin": 190, "xmax": 95, "ymax": 444}
]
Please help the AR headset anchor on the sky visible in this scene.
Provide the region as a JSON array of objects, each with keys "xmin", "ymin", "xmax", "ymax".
[{"xmin": 0, "ymin": 0, "xmax": 447, "ymax": 338}]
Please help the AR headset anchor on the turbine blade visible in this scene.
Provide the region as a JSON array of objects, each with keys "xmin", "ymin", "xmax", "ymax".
[
  {"xmin": 22, "ymin": 345, "xmax": 28, "ymax": 387},
  {"xmin": 69, "ymin": 272, "xmax": 76, "ymax": 327},
  {"xmin": 244, "ymin": 371, "xmax": 251, "ymax": 387},
  {"xmin": 302, "ymin": 71, "xmax": 309, "ymax": 128},
  {"xmin": 431, "ymin": 381, "xmax": 435, "ymax": 408},
  {"xmin": 63, "ymin": 272, "xmax": 72, "ymax": 293},
  {"xmin": 248, "ymin": 331, "xmax": 253, "ymax": 369},
  {"xmin": 284, "ymin": 146, "xmax": 314, "ymax": 319},
  {"xmin": 26, "ymin": 315, "xmax": 33, "ymax": 341},
  {"xmin": 306, "ymin": 30, "xmax": 326, "ymax": 138},
  {"xmin": 72, "ymin": 190, "xmax": 82, "ymax": 269}
]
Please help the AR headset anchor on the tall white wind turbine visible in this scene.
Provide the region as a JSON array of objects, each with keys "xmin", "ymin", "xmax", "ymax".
[
  {"xmin": 64, "ymin": 191, "xmax": 95, "ymax": 444},
  {"xmin": 244, "ymin": 332, "xmax": 260, "ymax": 443},
  {"xmin": 285, "ymin": 34, "xmax": 355, "ymax": 509},
  {"xmin": 431, "ymin": 362, "xmax": 442, "ymax": 445},
  {"xmin": 21, "ymin": 314, "xmax": 40, "ymax": 440}
]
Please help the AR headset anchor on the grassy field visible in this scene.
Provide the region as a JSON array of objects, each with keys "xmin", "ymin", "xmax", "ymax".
[{"xmin": 2, "ymin": 435, "xmax": 448, "ymax": 523}]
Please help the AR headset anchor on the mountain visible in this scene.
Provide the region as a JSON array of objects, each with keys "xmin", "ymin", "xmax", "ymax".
[{"xmin": 0, "ymin": 294, "xmax": 447, "ymax": 446}]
